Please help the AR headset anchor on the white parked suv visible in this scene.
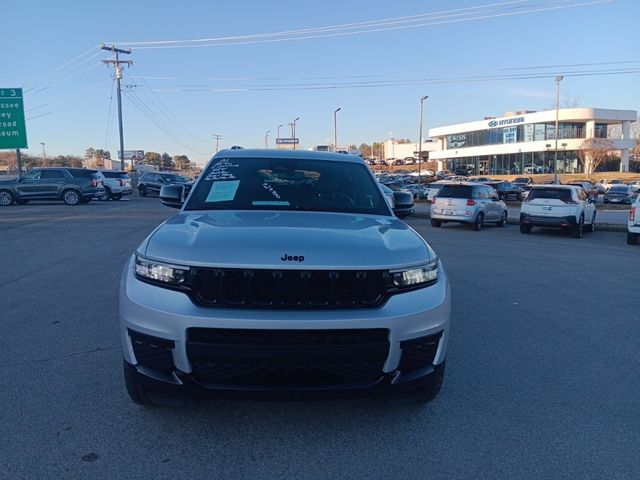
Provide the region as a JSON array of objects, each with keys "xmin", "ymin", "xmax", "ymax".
[
  {"xmin": 520, "ymin": 185, "xmax": 596, "ymax": 238},
  {"xmin": 119, "ymin": 149, "xmax": 451, "ymax": 406},
  {"xmin": 627, "ymin": 195, "xmax": 640, "ymax": 245},
  {"xmin": 96, "ymin": 170, "xmax": 133, "ymax": 200}
]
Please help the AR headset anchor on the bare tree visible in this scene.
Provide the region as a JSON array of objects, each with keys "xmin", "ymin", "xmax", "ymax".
[{"xmin": 577, "ymin": 138, "xmax": 615, "ymax": 178}]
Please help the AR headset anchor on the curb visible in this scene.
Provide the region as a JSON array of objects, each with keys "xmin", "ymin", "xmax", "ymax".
[{"xmin": 410, "ymin": 211, "xmax": 628, "ymax": 232}]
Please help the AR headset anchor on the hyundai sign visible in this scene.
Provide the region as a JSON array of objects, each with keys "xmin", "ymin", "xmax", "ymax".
[{"xmin": 488, "ymin": 116, "xmax": 525, "ymax": 128}]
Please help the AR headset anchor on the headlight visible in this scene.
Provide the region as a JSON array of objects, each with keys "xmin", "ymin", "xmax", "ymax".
[
  {"xmin": 389, "ymin": 261, "xmax": 438, "ymax": 290},
  {"xmin": 134, "ymin": 255, "xmax": 192, "ymax": 289}
]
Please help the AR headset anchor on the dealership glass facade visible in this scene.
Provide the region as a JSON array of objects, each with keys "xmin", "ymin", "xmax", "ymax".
[
  {"xmin": 445, "ymin": 122, "xmax": 594, "ymax": 149},
  {"xmin": 447, "ymin": 150, "xmax": 581, "ymax": 176},
  {"xmin": 440, "ymin": 121, "xmax": 612, "ymax": 175}
]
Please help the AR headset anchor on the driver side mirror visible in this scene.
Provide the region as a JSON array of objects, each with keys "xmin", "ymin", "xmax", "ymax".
[{"xmin": 160, "ymin": 184, "xmax": 185, "ymax": 209}]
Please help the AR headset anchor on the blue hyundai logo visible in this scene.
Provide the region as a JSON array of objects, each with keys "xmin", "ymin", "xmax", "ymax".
[{"xmin": 488, "ymin": 120, "xmax": 498, "ymax": 128}]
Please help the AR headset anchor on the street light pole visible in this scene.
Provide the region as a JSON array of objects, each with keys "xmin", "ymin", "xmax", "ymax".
[
  {"xmin": 292, "ymin": 117, "xmax": 300, "ymax": 150},
  {"xmin": 40, "ymin": 142, "xmax": 46, "ymax": 167},
  {"xmin": 333, "ymin": 107, "xmax": 341, "ymax": 152},
  {"xmin": 554, "ymin": 75, "xmax": 563, "ymax": 184},
  {"xmin": 264, "ymin": 130, "xmax": 271, "ymax": 149},
  {"xmin": 277, "ymin": 123, "xmax": 283, "ymax": 149},
  {"xmin": 418, "ymin": 95, "xmax": 428, "ymax": 185}
]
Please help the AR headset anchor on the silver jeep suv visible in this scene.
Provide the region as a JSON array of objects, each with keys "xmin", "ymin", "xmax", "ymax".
[
  {"xmin": 120, "ymin": 149, "xmax": 451, "ymax": 405},
  {"xmin": 430, "ymin": 182, "xmax": 508, "ymax": 230}
]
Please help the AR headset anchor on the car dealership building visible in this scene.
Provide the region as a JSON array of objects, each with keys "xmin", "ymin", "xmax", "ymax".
[{"xmin": 428, "ymin": 108, "xmax": 637, "ymax": 175}]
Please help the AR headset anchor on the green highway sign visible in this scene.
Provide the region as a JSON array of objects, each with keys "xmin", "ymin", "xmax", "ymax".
[{"xmin": 0, "ymin": 88, "xmax": 28, "ymax": 149}]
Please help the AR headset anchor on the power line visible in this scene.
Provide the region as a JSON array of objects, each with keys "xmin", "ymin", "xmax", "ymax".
[
  {"xmin": 23, "ymin": 45, "xmax": 100, "ymax": 90},
  {"xmin": 111, "ymin": 0, "xmax": 611, "ymax": 49},
  {"xmin": 130, "ymin": 65, "xmax": 211, "ymax": 144},
  {"xmin": 146, "ymin": 67, "xmax": 640, "ymax": 93},
  {"xmin": 124, "ymin": 90, "xmax": 210, "ymax": 155}
]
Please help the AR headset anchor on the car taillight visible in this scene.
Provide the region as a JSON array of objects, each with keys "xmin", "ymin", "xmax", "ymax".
[
  {"xmin": 90, "ymin": 179, "xmax": 97, "ymax": 187},
  {"xmin": 432, "ymin": 197, "xmax": 437, "ymax": 204},
  {"xmin": 466, "ymin": 199, "xmax": 476, "ymax": 206},
  {"xmin": 631, "ymin": 207, "xmax": 636, "ymax": 222},
  {"xmin": 119, "ymin": 179, "xmax": 125, "ymax": 186}
]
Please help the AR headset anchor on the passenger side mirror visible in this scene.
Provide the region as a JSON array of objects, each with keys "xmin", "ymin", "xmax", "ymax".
[{"xmin": 160, "ymin": 184, "xmax": 185, "ymax": 209}]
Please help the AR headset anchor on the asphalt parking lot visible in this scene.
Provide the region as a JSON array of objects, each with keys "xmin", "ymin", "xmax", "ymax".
[{"xmin": 1, "ymin": 198, "xmax": 639, "ymax": 479}]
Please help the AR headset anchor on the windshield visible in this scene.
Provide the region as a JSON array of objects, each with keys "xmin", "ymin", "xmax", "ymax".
[
  {"xmin": 185, "ymin": 156, "xmax": 391, "ymax": 215},
  {"xmin": 527, "ymin": 188, "xmax": 572, "ymax": 201},
  {"xmin": 608, "ymin": 186, "xmax": 628, "ymax": 192},
  {"xmin": 437, "ymin": 184, "xmax": 473, "ymax": 198}
]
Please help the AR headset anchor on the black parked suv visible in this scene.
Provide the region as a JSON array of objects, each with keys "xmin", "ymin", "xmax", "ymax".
[
  {"xmin": 137, "ymin": 172, "xmax": 192, "ymax": 197},
  {"xmin": 0, "ymin": 168, "xmax": 104, "ymax": 206}
]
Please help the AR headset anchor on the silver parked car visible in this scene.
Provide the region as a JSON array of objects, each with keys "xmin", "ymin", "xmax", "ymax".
[
  {"xmin": 96, "ymin": 170, "xmax": 133, "ymax": 201},
  {"xmin": 120, "ymin": 149, "xmax": 451, "ymax": 406},
  {"xmin": 430, "ymin": 182, "xmax": 508, "ymax": 230}
]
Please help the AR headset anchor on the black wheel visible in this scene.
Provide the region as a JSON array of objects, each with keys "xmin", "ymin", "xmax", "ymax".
[
  {"xmin": 138, "ymin": 185, "xmax": 147, "ymax": 197},
  {"xmin": 411, "ymin": 362, "xmax": 446, "ymax": 404},
  {"xmin": 430, "ymin": 219, "xmax": 442, "ymax": 228},
  {"xmin": 111, "ymin": 193, "xmax": 123, "ymax": 201},
  {"xmin": 99, "ymin": 187, "xmax": 111, "ymax": 201},
  {"xmin": 585, "ymin": 212, "xmax": 596, "ymax": 233},
  {"xmin": 573, "ymin": 215, "xmax": 584, "ymax": 239},
  {"xmin": 520, "ymin": 222, "xmax": 532, "ymax": 234},
  {"xmin": 473, "ymin": 212, "xmax": 484, "ymax": 231},
  {"xmin": 628, "ymin": 232, "xmax": 638, "ymax": 245},
  {"xmin": 15, "ymin": 199, "xmax": 29, "ymax": 205},
  {"xmin": 0, "ymin": 190, "xmax": 15, "ymax": 206},
  {"xmin": 497, "ymin": 211, "xmax": 507, "ymax": 228},
  {"xmin": 62, "ymin": 189, "xmax": 81, "ymax": 206}
]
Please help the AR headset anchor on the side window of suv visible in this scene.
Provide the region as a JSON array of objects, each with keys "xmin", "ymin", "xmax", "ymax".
[
  {"xmin": 40, "ymin": 170, "xmax": 66, "ymax": 179},
  {"xmin": 22, "ymin": 171, "xmax": 41, "ymax": 180}
]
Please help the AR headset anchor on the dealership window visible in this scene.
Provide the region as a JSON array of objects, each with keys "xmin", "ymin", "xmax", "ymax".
[{"xmin": 595, "ymin": 123, "xmax": 608, "ymax": 138}]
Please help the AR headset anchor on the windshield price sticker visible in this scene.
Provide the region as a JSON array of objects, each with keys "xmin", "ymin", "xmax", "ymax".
[{"xmin": 206, "ymin": 180, "xmax": 240, "ymax": 202}]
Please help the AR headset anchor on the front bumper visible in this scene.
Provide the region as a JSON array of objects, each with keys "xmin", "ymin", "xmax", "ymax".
[
  {"xmin": 119, "ymin": 255, "xmax": 451, "ymax": 395},
  {"xmin": 520, "ymin": 212, "xmax": 578, "ymax": 229}
]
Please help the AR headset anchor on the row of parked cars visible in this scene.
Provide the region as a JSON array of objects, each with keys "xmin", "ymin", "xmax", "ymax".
[
  {"xmin": 0, "ymin": 167, "xmax": 196, "ymax": 207},
  {"xmin": 428, "ymin": 180, "xmax": 640, "ymax": 245}
]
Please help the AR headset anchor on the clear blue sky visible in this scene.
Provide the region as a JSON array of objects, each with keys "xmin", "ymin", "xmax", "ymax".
[{"xmin": 4, "ymin": 0, "xmax": 639, "ymax": 165}]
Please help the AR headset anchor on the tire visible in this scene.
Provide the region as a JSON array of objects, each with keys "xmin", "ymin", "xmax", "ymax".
[
  {"xmin": 473, "ymin": 212, "xmax": 484, "ymax": 231},
  {"xmin": 497, "ymin": 211, "xmax": 507, "ymax": 228},
  {"xmin": 411, "ymin": 362, "xmax": 446, "ymax": 404},
  {"xmin": 628, "ymin": 232, "xmax": 638, "ymax": 245},
  {"xmin": 430, "ymin": 219, "xmax": 442, "ymax": 228},
  {"xmin": 138, "ymin": 185, "xmax": 147, "ymax": 197},
  {"xmin": 585, "ymin": 212, "xmax": 596, "ymax": 233},
  {"xmin": 573, "ymin": 215, "xmax": 584, "ymax": 239},
  {"xmin": 62, "ymin": 189, "xmax": 81, "ymax": 206},
  {"xmin": 520, "ymin": 222, "xmax": 532, "ymax": 234},
  {"xmin": 99, "ymin": 187, "xmax": 111, "ymax": 201},
  {"xmin": 111, "ymin": 193, "xmax": 122, "ymax": 201},
  {"xmin": 0, "ymin": 190, "xmax": 15, "ymax": 206}
]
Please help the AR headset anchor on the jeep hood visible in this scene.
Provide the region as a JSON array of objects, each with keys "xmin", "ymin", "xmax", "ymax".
[{"xmin": 140, "ymin": 210, "xmax": 435, "ymax": 269}]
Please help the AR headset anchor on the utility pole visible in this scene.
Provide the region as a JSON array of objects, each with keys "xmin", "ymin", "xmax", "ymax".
[
  {"xmin": 213, "ymin": 134, "xmax": 222, "ymax": 152},
  {"xmin": 101, "ymin": 44, "xmax": 132, "ymax": 171}
]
